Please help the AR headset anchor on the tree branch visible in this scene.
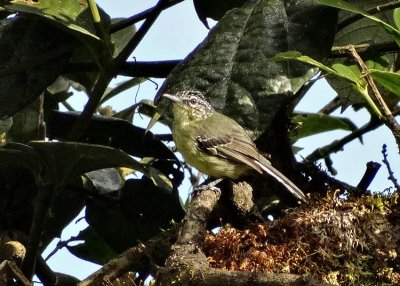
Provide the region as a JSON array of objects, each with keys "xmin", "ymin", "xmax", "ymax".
[
  {"xmin": 110, "ymin": 0, "xmax": 185, "ymax": 33},
  {"xmin": 347, "ymin": 45, "xmax": 400, "ymax": 152},
  {"xmin": 77, "ymin": 226, "xmax": 179, "ymax": 286},
  {"xmin": 119, "ymin": 60, "xmax": 180, "ymax": 78},
  {"xmin": 305, "ymin": 117, "xmax": 381, "ymax": 162},
  {"xmin": 330, "ymin": 42, "xmax": 400, "ymax": 58}
]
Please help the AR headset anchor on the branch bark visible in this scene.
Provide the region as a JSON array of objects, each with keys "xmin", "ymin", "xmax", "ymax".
[{"xmin": 156, "ymin": 184, "xmax": 323, "ymax": 286}]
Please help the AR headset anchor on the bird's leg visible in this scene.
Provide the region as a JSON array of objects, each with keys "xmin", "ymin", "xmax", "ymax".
[{"xmin": 191, "ymin": 178, "xmax": 223, "ymax": 198}]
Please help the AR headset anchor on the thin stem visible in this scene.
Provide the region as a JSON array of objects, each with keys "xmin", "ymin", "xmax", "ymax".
[
  {"xmin": 87, "ymin": 0, "xmax": 107, "ymax": 40},
  {"xmin": 110, "ymin": 0, "xmax": 184, "ymax": 33},
  {"xmin": 21, "ymin": 184, "xmax": 59, "ymax": 280},
  {"xmin": 67, "ymin": 0, "xmax": 170, "ymax": 141},
  {"xmin": 114, "ymin": 0, "xmax": 170, "ymax": 66}
]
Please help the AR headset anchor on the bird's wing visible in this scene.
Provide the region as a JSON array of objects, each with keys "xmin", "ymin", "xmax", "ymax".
[{"xmin": 195, "ymin": 121, "xmax": 264, "ymax": 174}]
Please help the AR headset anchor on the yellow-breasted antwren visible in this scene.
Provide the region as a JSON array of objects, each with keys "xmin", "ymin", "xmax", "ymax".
[{"xmin": 163, "ymin": 90, "xmax": 306, "ymax": 202}]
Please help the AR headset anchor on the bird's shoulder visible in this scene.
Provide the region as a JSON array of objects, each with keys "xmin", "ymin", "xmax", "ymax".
[{"xmin": 194, "ymin": 112, "xmax": 260, "ymax": 161}]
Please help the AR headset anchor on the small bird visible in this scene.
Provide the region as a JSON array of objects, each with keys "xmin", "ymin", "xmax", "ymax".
[{"xmin": 162, "ymin": 90, "xmax": 306, "ymax": 202}]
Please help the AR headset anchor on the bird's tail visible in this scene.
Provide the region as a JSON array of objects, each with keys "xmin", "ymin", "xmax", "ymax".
[{"xmin": 256, "ymin": 161, "xmax": 307, "ymax": 202}]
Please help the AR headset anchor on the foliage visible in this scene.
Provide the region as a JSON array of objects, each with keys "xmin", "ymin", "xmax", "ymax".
[{"xmin": 0, "ymin": 0, "xmax": 399, "ymax": 285}]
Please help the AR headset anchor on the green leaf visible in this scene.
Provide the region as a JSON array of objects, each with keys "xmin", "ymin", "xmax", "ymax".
[
  {"xmin": 322, "ymin": 0, "xmax": 398, "ymax": 107},
  {"xmin": 317, "ymin": 0, "xmax": 400, "ymax": 46},
  {"xmin": 156, "ymin": 0, "xmax": 337, "ymax": 133},
  {"xmin": 394, "ymin": 8, "xmax": 400, "ymax": 30},
  {"xmin": 0, "ymin": 16, "xmax": 73, "ymax": 118},
  {"xmin": 28, "ymin": 141, "xmax": 172, "ymax": 190},
  {"xmin": 2, "ymin": 0, "xmax": 112, "ymax": 62},
  {"xmin": 67, "ymin": 226, "xmax": 117, "ymax": 265},
  {"xmin": 47, "ymin": 111, "xmax": 184, "ymax": 188},
  {"xmin": 110, "ymin": 17, "xmax": 136, "ymax": 58},
  {"xmin": 193, "ymin": 0, "xmax": 247, "ymax": 27},
  {"xmin": 4, "ymin": 0, "xmax": 98, "ymax": 40},
  {"xmin": 331, "ymin": 63, "xmax": 360, "ymax": 83},
  {"xmin": 86, "ymin": 178, "xmax": 184, "ymax": 252},
  {"xmin": 291, "ymin": 113, "xmax": 357, "ymax": 142},
  {"xmin": 100, "ymin": 77, "xmax": 147, "ymax": 105},
  {"xmin": 369, "ymin": 70, "xmax": 400, "ymax": 98},
  {"xmin": 0, "ymin": 118, "xmax": 12, "ymax": 134},
  {"xmin": 0, "ymin": 143, "xmax": 42, "ymax": 177}
]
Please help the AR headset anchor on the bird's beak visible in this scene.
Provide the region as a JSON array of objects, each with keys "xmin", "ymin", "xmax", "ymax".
[{"xmin": 163, "ymin": 93, "xmax": 182, "ymax": 103}]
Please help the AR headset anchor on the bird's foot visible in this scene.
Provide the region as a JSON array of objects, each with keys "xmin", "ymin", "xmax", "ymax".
[{"xmin": 191, "ymin": 178, "xmax": 223, "ymax": 197}]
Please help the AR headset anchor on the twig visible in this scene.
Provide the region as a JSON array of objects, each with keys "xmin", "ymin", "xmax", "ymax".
[
  {"xmin": 347, "ymin": 45, "xmax": 393, "ymax": 118},
  {"xmin": 119, "ymin": 60, "xmax": 180, "ymax": 78},
  {"xmin": 337, "ymin": 1, "xmax": 400, "ymax": 32},
  {"xmin": 21, "ymin": 185, "xmax": 59, "ymax": 280},
  {"xmin": 67, "ymin": 0, "xmax": 170, "ymax": 141},
  {"xmin": 347, "ymin": 45, "xmax": 400, "ymax": 152},
  {"xmin": 330, "ymin": 42, "xmax": 400, "ymax": 58},
  {"xmin": 110, "ymin": 0, "xmax": 184, "ymax": 33},
  {"xmin": 87, "ymin": 0, "xmax": 107, "ymax": 41},
  {"xmin": 356, "ymin": 161, "xmax": 381, "ymax": 192},
  {"xmin": 78, "ymin": 226, "xmax": 179, "ymax": 286},
  {"xmin": 114, "ymin": 0, "xmax": 171, "ymax": 66},
  {"xmin": 305, "ymin": 117, "xmax": 381, "ymax": 162},
  {"xmin": 381, "ymin": 144, "xmax": 400, "ymax": 189}
]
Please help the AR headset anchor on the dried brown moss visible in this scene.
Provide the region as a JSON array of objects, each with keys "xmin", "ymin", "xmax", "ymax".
[{"xmin": 204, "ymin": 192, "xmax": 400, "ymax": 285}]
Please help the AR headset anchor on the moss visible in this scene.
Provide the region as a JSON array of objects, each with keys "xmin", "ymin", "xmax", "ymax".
[{"xmin": 203, "ymin": 192, "xmax": 400, "ymax": 285}]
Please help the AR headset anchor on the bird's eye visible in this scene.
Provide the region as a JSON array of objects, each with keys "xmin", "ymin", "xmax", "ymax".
[{"xmin": 189, "ymin": 97, "xmax": 197, "ymax": 106}]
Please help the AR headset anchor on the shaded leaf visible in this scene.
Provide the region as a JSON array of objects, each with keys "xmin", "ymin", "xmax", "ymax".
[
  {"xmin": 320, "ymin": 0, "xmax": 398, "ymax": 106},
  {"xmin": 394, "ymin": 8, "xmax": 400, "ymax": 30},
  {"xmin": 0, "ymin": 118, "xmax": 12, "ymax": 134},
  {"xmin": 193, "ymin": 0, "xmax": 247, "ymax": 28},
  {"xmin": 47, "ymin": 111, "xmax": 184, "ymax": 188},
  {"xmin": 100, "ymin": 77, "xmax": 147, "ymax": 105},
  {"xmin": 1, "ymin": 0, "xmax": 108, "ymax": 53},
  {"xmin": 318, "ymin": 0, "xmax": 400, "ymax": 46},
  {"xmin": 156, "ymin": 0, "xmax": 337, "ymax": 134},
  {"xmin": 0, "ymin": 16, "xmax": 75, "ymax": 118},
  {"xmin": 86, "ymin": 178, "xmax": 184, "ymax": 252},
  {"xmin": 369, "ymin": 69, "xmax": 400, "ymax": 98},
  {"xmin": 28, "ymin": 141, "xmax": 172, "ymax": 190},
  {"xmin": 110, "ymin": 17, "xmax": 136, "ymax": 58},
  {"xmin": 83, "ymin": 168, "xmax": 123, "ymax": 194},
  {"xmin": 42, "ymin": 183, "xmax": 85, "ymax": 246},
  {"xmin": 291, "ymin": 113, "xmax": 358, "ymax": 142},
  {"xmin": 0, "ymin": 143, "xmax": 41, "ymax": 176},
  {"xmin": 67, "ymin": 226, "xmax": 117, "ymax": 265}
]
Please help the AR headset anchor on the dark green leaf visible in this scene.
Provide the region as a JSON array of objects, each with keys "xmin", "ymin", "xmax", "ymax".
[
  {"xmin": 0, "ymin": 143, "xmax": 41, "ymax": 176},
  {"xmin": 0, "ymin": 118, "xmax": 12, "ymax": 134},
  {"xmin": 321, "ymin": 0, "xmax": 398, "ymax": 106},
  {"xmin": 0, "ymin": 16, "xmax": 75, "ymax": 118},
  {"xmin": 83, "ymin": 168, "xmax": 123, "ymax": 194},
  {"xmin": 193, "ymin": 0, "xmax": 247, "ymax": 28},
  {"xmin": 2, "ymin": 0, "xmax": 104, "ymax": 48},
  {"xmin": 86, "ymin": 178, "xmax": 184, "ymax": 252},
  {"xmin": 28, "ymin": 141, "xmax": 172, "ymax": 190},
  {"xmin": 156, "ymin": 0, "xmax": 337, "ymax": 133},
  {"xmin": 46, "ymin": 111, "xmax": 184, "ymax": 188},
  {"xmin": 110, "ymin": 18, "xmax": 136, "ymax": 58},
  {"xmin": 67, "ymin": 226, "xmax": 117, "ymax": 265},
  {"xmin": 394, "ymin": 8, "xmax": 400, "ymax": 30},
  {"xmin": 291, "ymin": 113, "xmax": 357, "ymax": 142},
  {"xmin": 317, "ymin": 0, "xmax": 400, "ymax": 46},
  {"xmin": 100, "ymin": 77, "xmax": 147, "ymax": 105},
  {"xmin": 369, "ymin": 70, "xmax": 400, "ymax": 98}
]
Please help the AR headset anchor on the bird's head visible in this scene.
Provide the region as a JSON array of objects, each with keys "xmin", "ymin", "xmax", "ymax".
[{"xmin": 163, "ymin": 90, "xmax": 214, "ymax": 122}]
